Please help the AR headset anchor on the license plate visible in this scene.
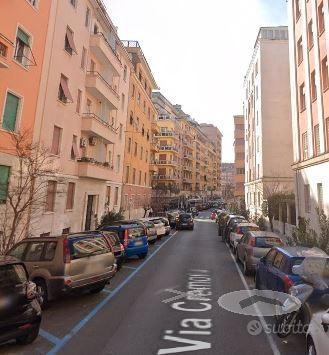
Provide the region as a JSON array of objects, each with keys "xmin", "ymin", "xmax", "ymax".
[
  {"xmin": 182, "ymin": 223, "xmax": 187, "ymax": 226},
  {"xmin": 135, "ymin": 241, "xmax": 143, "ymax": 246}
]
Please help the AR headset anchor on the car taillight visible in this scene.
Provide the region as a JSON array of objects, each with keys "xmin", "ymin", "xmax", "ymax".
[
  {"xmin": 249, "ymin": 238, "xmax": 256, "ymax": 247},
  {"xmin": 63, "ymin": 237, "xmax": 71, "ymax": 263},
  {"xmin": 283, "ymin": 275, "xmax": 294, "ymax": 293},
  {"xmin": 123, "ymin": 229, "xmax": 129, "ymax": 248}
]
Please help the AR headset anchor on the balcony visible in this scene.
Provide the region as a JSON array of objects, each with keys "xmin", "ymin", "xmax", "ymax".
[
  {"xmin": 89, "ymin": 33, "xmax": 121, "ymax": 75},
  {"xmin": 150, "ymin": 140, "xmax": 159, "ymax": 152},
  {"xmin": 152, "ymin": 160, "xmax": 177, "ymax": 166},
  {"xmin": 151, "ymin": 122, "xmax": 160, "ymax": 134},
  {"xmin": 81, "ymin": 113, "xmax": 117, "ymax": 143},
  {"xmin": 77, "ymin": 158, "xmax": 116, "ymax": 180},
  {"xmin": 154, "ymin": 175, "xmax": 176, "ymax": 181},
  {"xmin": 159, "ymin": 145, "xmax": 178, "ymax": 153},
  {"xmin": 154, "ymin": 132, "xmax": 177, "ymax": 139},
  {"xmin": 85, "ymin": 71, "xmax": 119, "ymax": 110},
  {"xmin": 183, "ymin": 177, "xmax": 193, "ymax": 184},
  {"xmin": 183, "ymin": 153, "xmax": 193, "ymax": 160}
]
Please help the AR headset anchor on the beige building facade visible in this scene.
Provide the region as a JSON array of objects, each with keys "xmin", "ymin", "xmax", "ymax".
[
  {"xmin": 288, "ymin": 0, "xmax": 329, "ymax": 229},
  {"xmin": 244, "ymin": 27, "xmax": 294, "ymax": 217},
  {"xmin": 234, "ymin": 115, "xmax": 245, "ymax": 198}
]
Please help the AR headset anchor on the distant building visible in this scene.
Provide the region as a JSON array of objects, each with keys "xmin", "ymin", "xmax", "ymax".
[
  {"xmin": 221, "ymin": 163, "xmax": 235, "ymax": 200},
  {"xmin": 288, "ymin": 0, "xmax": 329, "ymax": 230},
  {"xmin": 244, "ymin": 26, "xmax": 294, "ymax": 217},
  {"xmin": 233, "ymin": 115, "xmax": 245, "ymax": 199}
]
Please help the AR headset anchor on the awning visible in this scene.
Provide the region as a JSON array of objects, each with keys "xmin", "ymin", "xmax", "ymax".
[
  {"xmin": 66, "ymin": 28, "xmax": 77, "ymax": 54},
  {"xmin": 60, "ymin": 75, "xmax": 73, "ymax": 102}
]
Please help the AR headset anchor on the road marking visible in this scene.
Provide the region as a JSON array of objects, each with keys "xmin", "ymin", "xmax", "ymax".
[
  {"xmin": 226, "ymin": 243, "xmax": 281, "ymax": 355},
  {"xmin": 39, "ymin": 329, "xmax": 61, "ymax": 345},
  {"xmin": 101, "ymin": 288, "xmax": 113, "ymax": 294},
  {"xmin": 47, "ymin": 231, "xmax": 177, "ymax": 355}
]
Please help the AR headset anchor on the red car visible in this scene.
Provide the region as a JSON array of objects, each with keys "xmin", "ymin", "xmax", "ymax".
[{"xmin": 210, "ymin": 210, "xmax": 217, "ymax": 220}]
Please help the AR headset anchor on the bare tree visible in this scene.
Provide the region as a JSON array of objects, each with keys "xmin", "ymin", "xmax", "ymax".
[{"xmin": 0, "ymin": 131, "xmax": 58, "ymax": 253}]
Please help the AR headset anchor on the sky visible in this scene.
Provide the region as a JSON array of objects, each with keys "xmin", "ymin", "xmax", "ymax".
[{"xmin": 105, "ymin": 0, "xmax": 288, "ymax": 162}]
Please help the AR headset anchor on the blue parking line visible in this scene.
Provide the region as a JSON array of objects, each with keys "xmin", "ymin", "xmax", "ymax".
[
  {"xmin": 47, "ymin": 233, "xmax": 175, "ymax": 355},
  {"xmin": 39, "ymin": 329, "xmax": 61, "ymax": 345}
]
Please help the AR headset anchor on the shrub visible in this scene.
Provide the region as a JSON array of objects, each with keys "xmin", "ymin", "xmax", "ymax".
[{"xmin": 99, "ymin": 209, "xmax": 124, "ymax": 228}]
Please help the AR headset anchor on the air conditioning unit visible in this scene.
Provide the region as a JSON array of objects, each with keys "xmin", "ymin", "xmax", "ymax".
[
  {"xmin": 89, "ymin": 136, "xmax": 97, "ymax": 146},
  {"xmin": 80, "ymin": 138, "xmax": 87, "ymax": 148}
]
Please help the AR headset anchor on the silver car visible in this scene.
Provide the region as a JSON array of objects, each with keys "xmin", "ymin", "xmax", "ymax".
[
  {"xmin": 229, "ymin": 222, "xmax": 259, "ymax": 251},
  {"xmin": 7, "ymin": 232, "xmax": 117, "ymax": 306},
  {"xmin": 236, "ymin": 231, "xmax": 284, "ymax": 275},
  {"xmin": 147, "ymin": 217, "xmax": 166, "ymax": 238},
  {"xmin": 138, "ymin": 219, "xmax": 158, "ymax": 244}
]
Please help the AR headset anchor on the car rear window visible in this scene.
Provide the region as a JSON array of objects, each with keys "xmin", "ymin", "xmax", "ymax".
[
  {"xmin": 151, "ymin": 219, "xmax": 162, "ymax": 225},
  {"xmin": 237, "ymin": 226, "xmax": 259, "ymax": 234},
  {"xmin": 255, "ymin": 237, "xmax": 284, "ymax": 248},
  {"xmin": 101, "ymin": 231, "xmax": 120, "ymax": 246},
  {"xmin": 128, "ymin": 227, "xmax": 145, "ymax": 238},
  {"xmin": 69, "ymin": 235, "xmax": 110, "ymax": 259},
  {"xmin": 144, "ymin": 221, "xmax": 154, "ymax": 228},
  {"xmin": 0, "ymin": 264, "xmax": 27, "ymax": 289}
]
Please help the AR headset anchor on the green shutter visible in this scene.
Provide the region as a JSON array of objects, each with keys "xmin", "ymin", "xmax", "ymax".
[
  {"xmin": 17, "ymin": 28, "xmax": 29, "ymax": 45},
  {"xmin": 0, "ymin": 165, "xmax": 10, "ymax": 202},
  {"xmin": 2, "ymin": 93, "xmax": 19, "ymax": 131}
]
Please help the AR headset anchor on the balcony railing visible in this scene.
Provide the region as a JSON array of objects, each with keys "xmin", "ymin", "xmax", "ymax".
[
  {"xmin": 155, "ymin": 132, "xmax": 176, "ymax": 137},
  {"xmin": 154, "ymin": 175, "xmax": 176, "ymax": 180},
  {"xmin": 93, "ymin": 32, "xmax": 121, "ymax": 65},
  {"xmin": 152, "ymin": 160, "xmax": 177, "ymax": 165},
  {"xmin": 87, "ymin": 71, "xmax": 119, "ymax": 97},
  {"xmin": 159, "ymin": 145, "xmax": 178, "ymax": 152},
  {"xmin": 82, "ymin": 112, "xmax": 117, "ymax": 133}
]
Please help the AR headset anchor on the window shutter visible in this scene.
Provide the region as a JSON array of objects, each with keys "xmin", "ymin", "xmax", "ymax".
[
  {"xmin": 0, "ymin": 165, "xmax": 10, "ymax": 202},
  {"xmin": 2, "ymin": 93, "xmax": 19, "ymax": 131},
  {"xmin": 17, "ymin": 28, "xmax": 29, "ymax": 45}
]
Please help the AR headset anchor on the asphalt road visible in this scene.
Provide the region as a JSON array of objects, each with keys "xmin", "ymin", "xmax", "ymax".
[{"xmin": 1, "ymin": 211, "xmax": 306, "ymax": 355}]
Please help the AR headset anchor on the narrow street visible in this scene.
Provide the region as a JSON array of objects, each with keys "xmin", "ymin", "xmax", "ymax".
[{"xmin": 1, "ymin": 211, "xmax": 305, "ymax": 355}]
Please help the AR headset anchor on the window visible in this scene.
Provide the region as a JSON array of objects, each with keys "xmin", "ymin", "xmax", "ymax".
[
  {"xmin": 93, "ymin": 24, "xmax": 99, "ymax": 35},
  {"xmin": 302, "ymin": 132, "xmax": 308, "ymax": 160},
  {"xmin": 45, "ymin": 181, "xmax": 57, "ymax": 212},
  {"xmin": 140, "ymin": 146, "xmax": 143, "ymax": 160},
  {"xmin": 51, "ymin": 126, "xmax": 62, "ymax": 155},
  {"xmin": 125, "ymin": 166, "xmax": 130, "ymax": 183},
  {"xmin": 295, "ymin": 0, "xmax": 301, "ymax": 19},
  {"xmin": 257, "ymin": 137, "xmax": 260, "ymax": 153},
  {"xmin": 85, "ymin": 7, "xmax": 91, "ymax": 27},
  {"xmin": 326, "ymin": 118, "xmax": 329, "ymax": 151},
  {"xmin": 123, "ymin": 65, "xmax": 127, "ymax": 81},
  {"xmin": 0, "ymin": 42, "xmax": 8, "ymax": 58},
  {"xmin": 27, "ymin": 0, "xmax": 38, "ymax": 6},
  {"xmin": 143, "ymin": 101, "xmax": 146, "ymax": 113},
  {"xmin": 66, "ymin": 182, "xmax": 75, "ymax": 210},
  {"xmin": 119, "ymin": 124, "xmax": 123, "ymax": 139},
  {"xmin": 71, "ymin": 135, "xmax": 79, "ymax": 159},
  {"xmin": 318, "ymin": 2, "xmax": 325, "ymax": 34},
  {"xmin": 317, "ymin": 183, "xmax": 323, "ymax": 211},
  {"xmin": 314, "ymin": 124, "xmax": 320, "ymax": 156},
  {"xmin": 8, "ymin": 243, "xmax": 27, "ymax": 259},
  {"xmin": 138, "ymin": 170, "xmax": 142, "ymax": 185},
  {"xmin": 132, "ymin": 168, "xmax": 136, "ymax": 184},
  {"xmin": 64, "ymin": 27, "xmax": 77, "ymax": 55},
  {"xmin": 321, "ymin": 57, "xmax": 328, "ymax": 91},
  {"xmin": 25, "ymin": 242, "xmax": 45, "ymax": 262},
  {"xmin": 299, "ymin": 83, "xmax": 306, "ymax": 111},
  {"xmin": 69, "ymin": 0, "xmax": 76, "ymax": 7},
  {"xmin": 114, "ymin": 187, "xmax": 119, "ymax": 205},
  {"xmin": 76, "ymin": 89, "xmax": 82, "ymax": 113},
  {"xmin": 145, "ymin": 150, "xmax": 148, "ymax": 162},
  {"xmin": 134, "ymin": 142, "xmax": 138, "ymax": 156},
  {"xmin": 121, "ymin": 93, "xmax": 125, "ymax": 110},
  {"xmin": 257, "ymin": 164, "xmax": 260, "ymax": 178},
  {"xmin": 2, "ymin": 92, "xmax": 20, "ymax": 132},
  {"xmin": 137, "ymin": 92, "xmax": 141, "ymax": 106},
  {"xmin": 304, "ymin": 184, "xmax": 311, "ymax": 213},
  {"xmin": 0, "ymin": 165, "xmax": 10, "ymax": 203},
  {"xmin": 132, "ymin": 84, "xmax": 135, "ymax": 98},
  {"xmin": 297, "ymin": 37, "xmax": 303, "ymax": 64},
  {"xmin": 273, "ymin": 253, "xmax": 284, "ymax": 269},
  {"xmin": 14, "ymin": 28, "xmax": 30, "ymax": 66},
  {"xmin": 116, "ymin": 154, "xmax": 120, "ymax": 172},
  {"xmin": 258, "ymin": 192, "xmax": 261, "ymax": 207},
  {"xmin": 86, "ymin": 98, "xmax": 92, "ymax": 112},
  {"xmin": 128, "ymin": 138, "xmax": 132, "ymax": 153},
  {"xmin": 81, "ymin": 47, "xmax": 86, "ymax": 69},
  {"xmin": 148, "ymin": 107, "xmax": 151, "ymax": 120},
  {"xmin": 144, "ymin": 172, "xmax": 147, "ymax": 186},
  {"xmin": 308, "ymin": 20, "xmax": 314, "ymax": 49},
  {"xmin": 311, "ymin": 71, "xmax": 317, "ymax": 101},
  {"xmin": 106, "ymin": 186, "xmax": 111, "ymax": 205},
  {"xmin": 58, "ymin": 74, "xmax": 73, "ymax": 103},
  {"xmin": 44, "ymin": 241, "xmax": 57, "ymax": 261}
]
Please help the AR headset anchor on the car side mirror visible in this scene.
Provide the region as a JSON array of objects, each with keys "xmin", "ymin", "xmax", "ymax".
[{"xmin": 322, "ymin": 313, "xmax": 329, "ymax": 332}]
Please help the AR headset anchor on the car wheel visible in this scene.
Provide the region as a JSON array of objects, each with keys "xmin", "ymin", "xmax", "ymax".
[
  {"xmin": 243, "ymin": 258, "xmax": 250, "ymax": 276},
  {"xmin": 35, "ymin": 279, "xmax": 48, "ymax": 309},
  {"xmin": 307, "ymin": 337, "xmax": 316, "ymax": 355},
  {"xmin": 89, "ymin": 282, "xmax": 107, "ymax": 294},
  {"xmin": 16, "ymin": 326, "xmax": 40, "ymax": 345},
  {"xmin": 138, "ymin": 253, "xmax": 147, "ymax": 259}
]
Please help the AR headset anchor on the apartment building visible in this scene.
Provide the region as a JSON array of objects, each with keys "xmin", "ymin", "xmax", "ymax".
[
  {"xmin": 244, "ymin": 26, "xmax": 294, "ymax": 217},
  {"xmin": 288, "ymin": 0, "xmax": 329, "ymax": 229},
  {"xmin": 0, "ymin": 0, "xmax": 51, "ymax": 235},
  {"xmin": 221, "ymin": 163, "xmax": 235, "ymax": 200},
  {"xmin": 233, "ymin": 115, "xmax": 245, "ymax": 198},
  {"xmin": 31, "ymin": 0, "xmax": 131, "ymax": 236},
  {"xmin": 121, "ymin": 40, "xmax": 158, "ymax": 218},
  {"xmin": 151, "ymin": 92, "xmax": 182, "ymax": 195}
]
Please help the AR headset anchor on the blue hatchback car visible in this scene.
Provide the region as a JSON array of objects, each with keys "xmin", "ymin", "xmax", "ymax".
[
  {"xmin": 255, "ymin": 246, "xmax": 328, "ymax": 293},
  {"xmin": 101, "ymin": 223, "xmax": 148, "ymax": 259}
]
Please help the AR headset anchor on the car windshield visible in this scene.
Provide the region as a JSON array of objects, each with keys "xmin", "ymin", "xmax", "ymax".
[
  {"xmin": 255, "ymin": 237, "xmax": 284, "ymax": 248},
  {"xmin": 128, "ymin": 227, "xmax": 145, "ymax": 238},
  {"xmin": 69, "ymin": 236, "xmax": 111, "ymax": 259},
  {"xmin": 0, "ymin": 264, "xmax": 27, "ymax": 290},
  {"xmin": 238, "ymin": 226, "xmax": 259, "ymax": 234}
]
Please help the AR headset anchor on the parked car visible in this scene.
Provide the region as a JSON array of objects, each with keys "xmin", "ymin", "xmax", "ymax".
[
  {"xmin": 7, "ymin": 232, "xmax": 117, "ymax": 306},
  {"xmin": 101, "ymin": 230, "xmax": 125, "ymax": 270},
  {"xmin": 158, "ymin": 217, "xmax": 171, "ymax": 235},
  {"xmin": 176, "ymin": 213, "xmax": 194, "ymax": 230},
  {"xmin": 210, "ymin": 210, "xmax": 218, "ymax": 220},
  {"xmin": 236, "ymin": 231, "xmax": 285, "ymax": 275},
  {"xmin": 223, "ymin": 215, "xmax": 247, "ymax": 242},
  {"xmin": 148, "ymin": 217, "xmax": 166, "ymax": 239},
  {"xmin": 217, "ymin": 211, "xmax": 230, "ymax": 237},
  {"xmin": 0, "ymin": 256, "xmax": 42, "ymax": 346},
  {"xmin": 307, "ymin": 309, "xmax": 329, "ymax": 355},
  {"xmin": 101, "ymin": 223, "xmax": 148, "ymax": 260},
  {"xmin": 255, "ymin": 246, "xmax": 328, "ymax": 293},
  {"xmin": 229, "ymin": 222, "xmax": 260, "ymax": 251},
  {"xmin": 167, "ymin": 211, "xmax": 180, "ymax": 227},
  {"xmin": 136, "ymin": 219, "xmax": 158, "ymax": 244}
]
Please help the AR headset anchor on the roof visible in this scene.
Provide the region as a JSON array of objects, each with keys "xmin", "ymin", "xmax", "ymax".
[
  {"xmin": 276, "ymin": 247, "xmax": 328, "ymax": 258},
  {"xmin": 0, "ymin": 256, "xmax": 21, "ymax": 265}
]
